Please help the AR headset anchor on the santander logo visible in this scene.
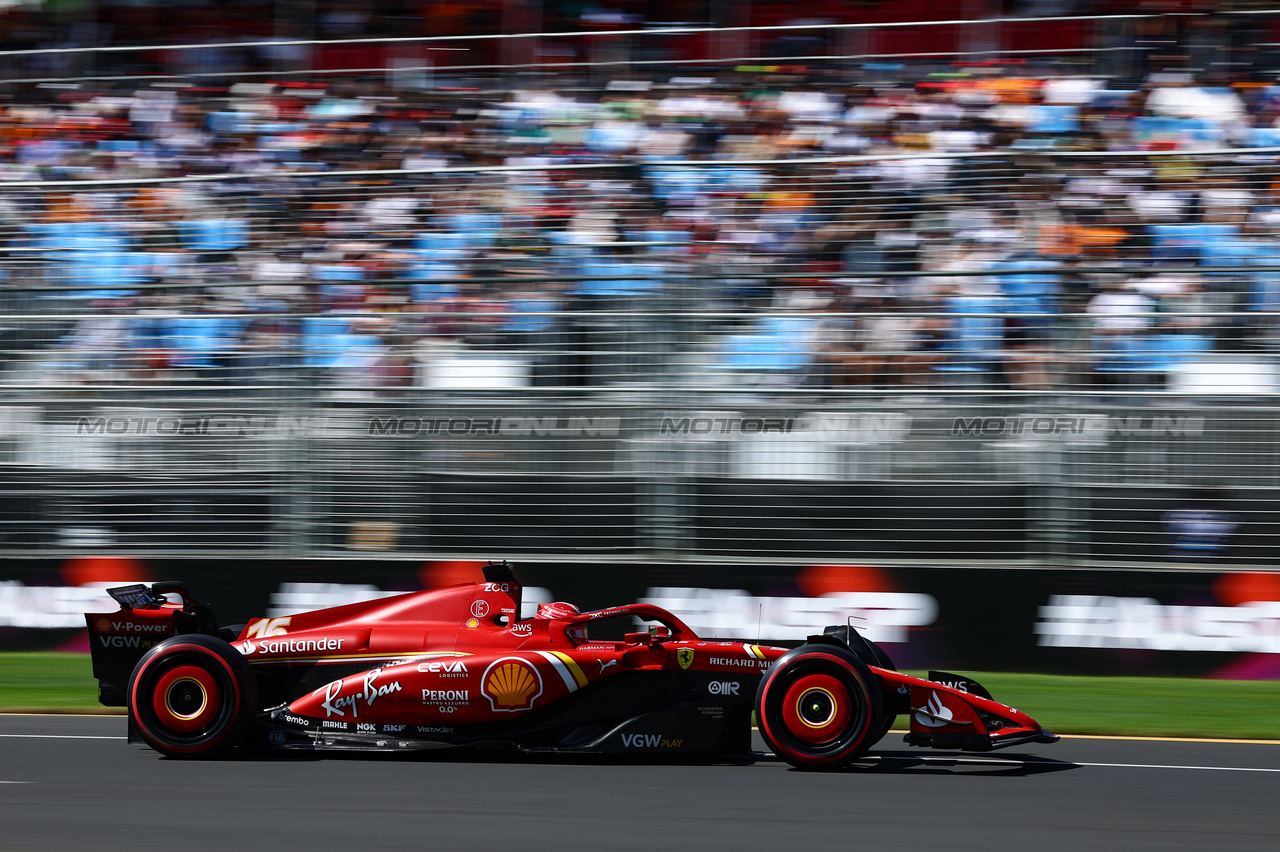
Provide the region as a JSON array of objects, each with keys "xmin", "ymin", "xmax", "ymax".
[{"xmin": 914, "ymin": 690, "xmax": 955, "ymax": 728}]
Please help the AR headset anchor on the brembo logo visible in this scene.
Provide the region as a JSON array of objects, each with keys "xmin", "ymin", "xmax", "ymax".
[
  {"xmin": 95, "ymin": 618, "xmax": 168, "ymax": 634},
  {"xmin": 915, "ymin": 691, "xmax": 955, "ymax": 729}
]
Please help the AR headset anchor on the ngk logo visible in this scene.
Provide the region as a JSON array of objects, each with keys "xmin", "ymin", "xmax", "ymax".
[{"xmin": 94, "ymin": 618, "xmax": 169, "ymax": 635}]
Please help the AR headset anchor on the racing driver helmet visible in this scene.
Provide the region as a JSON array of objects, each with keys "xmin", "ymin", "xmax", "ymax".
[
  {"xmin": 536, "ymin": 601, "xmax": 580, "ymax": 620},
  {"xmin": 536, "ymin": 601, "xmax": 586, "ymax": 642}
]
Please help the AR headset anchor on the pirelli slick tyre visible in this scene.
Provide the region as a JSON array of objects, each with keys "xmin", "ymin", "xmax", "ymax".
[
  {"xmin": 756, "ymin": 645, "xmax": 883, "ymax": 771},
  {"xmin": 127, "ymin": 634, "xmax": 256, "ymax": 758}
]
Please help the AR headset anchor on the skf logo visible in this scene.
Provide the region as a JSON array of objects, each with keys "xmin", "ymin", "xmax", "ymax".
[
  {"xmin": 676, "ymin": 648, "xmax": 694, "ymax": 670},
  {"xmin": 482, "ymin": 657, "xmax": 543, "ymax": 712}
]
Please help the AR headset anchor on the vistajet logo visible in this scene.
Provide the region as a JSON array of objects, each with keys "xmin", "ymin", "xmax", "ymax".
[{"xmin": 951, "ymin": 415, "xmax": 1205, "ymax": 439}]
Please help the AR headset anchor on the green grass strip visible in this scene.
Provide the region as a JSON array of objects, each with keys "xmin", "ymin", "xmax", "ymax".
[
  {"xmin": 2, "ymin": 654, "xmax": 1277, "ymax": 739},
  {"xmin": 0, "ymin": 653, "xmax": 120, "ymax": 714},
  {"xmin": 951, "ymin": 671, "xmax": 1280, "ymax": 741}
]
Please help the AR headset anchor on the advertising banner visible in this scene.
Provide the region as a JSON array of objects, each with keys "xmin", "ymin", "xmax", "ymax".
[{"xmin": 5, "ymin": 557, "xmax": 1278, "ymax": 680}]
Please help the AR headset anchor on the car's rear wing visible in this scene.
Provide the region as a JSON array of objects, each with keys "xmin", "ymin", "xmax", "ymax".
[{"xmin": 85, "ymin": 581, "xmax": 221, "ymax": 706}]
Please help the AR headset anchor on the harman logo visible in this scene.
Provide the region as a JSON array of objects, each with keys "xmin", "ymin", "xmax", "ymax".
[
  {"xmin": 482, "ymin": 657, "xmax": 543, "ymax": 712},
  {"xmin": 677, "ymin": 648, "xmax": 694, "ymax": 670},
  {"xmin": 915, "ymin": 691, "xmax": 954, "ymax": 729}
]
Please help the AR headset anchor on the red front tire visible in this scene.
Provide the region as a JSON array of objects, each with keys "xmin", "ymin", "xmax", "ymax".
[
  {"xmin": 128, "ymin": 634, "xmax": 257, "ymax": 758},
  {"xmin": 756, "ymin": 644, "xmax": 883, "ymax": 771}
]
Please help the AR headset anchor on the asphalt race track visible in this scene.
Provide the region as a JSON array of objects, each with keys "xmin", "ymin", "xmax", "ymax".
[{"xmin": 1, "ymin": 715, "xmax": 1277, "ymax": 852}]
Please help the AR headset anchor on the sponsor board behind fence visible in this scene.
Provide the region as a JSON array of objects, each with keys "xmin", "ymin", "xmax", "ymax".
[{"xmin": 7, "ymin": 557, "xmax": 1280, "ymax": 678}]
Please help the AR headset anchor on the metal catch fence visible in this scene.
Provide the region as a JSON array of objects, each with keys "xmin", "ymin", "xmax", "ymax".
[{"xmin": 2, "ymin": 146, "xmax": 1280, "ymax": 568}]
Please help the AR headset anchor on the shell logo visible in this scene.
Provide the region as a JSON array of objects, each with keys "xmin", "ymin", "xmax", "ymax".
[
  {"xmin": 482, "ymin": 657, "xmax": 543, "ymax": 712},
  {"xmin": 95, "ymin": 619, "xmax": 111, "ymax": 632}
]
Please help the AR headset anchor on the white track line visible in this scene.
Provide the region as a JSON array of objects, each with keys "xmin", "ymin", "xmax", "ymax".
[
  {"xmin": 1073, "ymin": 761, "xmax": 1280, "ymax": 773},
  {"xmin": 898, "ymin": 755, "xmax": 1280, "ymax": 773}
]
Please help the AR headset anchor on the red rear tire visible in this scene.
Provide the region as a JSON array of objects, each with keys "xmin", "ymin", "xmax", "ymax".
[
  {"xmin": 756, "ymin": 645, "xmax": 883, "ymax": 770},
  {"xmin": 128, "ymin": 634, "xmax": 256, "ymax": 758}
]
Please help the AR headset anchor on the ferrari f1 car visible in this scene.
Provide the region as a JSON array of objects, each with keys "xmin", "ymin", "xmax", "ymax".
[{"xmin": 86, "ymin": 562, "xmax": 1057, "ymax": 769}]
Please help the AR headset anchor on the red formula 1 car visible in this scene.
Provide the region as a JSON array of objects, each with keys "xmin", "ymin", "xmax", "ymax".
[{"xmin": 86, "ymin": 562, "xmax": 1057, "ymax": 769}]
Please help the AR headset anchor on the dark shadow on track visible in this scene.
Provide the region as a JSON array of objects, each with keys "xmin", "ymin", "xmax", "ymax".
[{"xmin": 829, "ymin": 750, "xmax": 1081, "ymax": 777}]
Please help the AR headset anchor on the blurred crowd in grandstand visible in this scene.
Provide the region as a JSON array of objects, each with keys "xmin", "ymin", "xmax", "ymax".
[{"xmin": 4, "ymin": 1, "xmax": 1280, "ymax": 393}]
